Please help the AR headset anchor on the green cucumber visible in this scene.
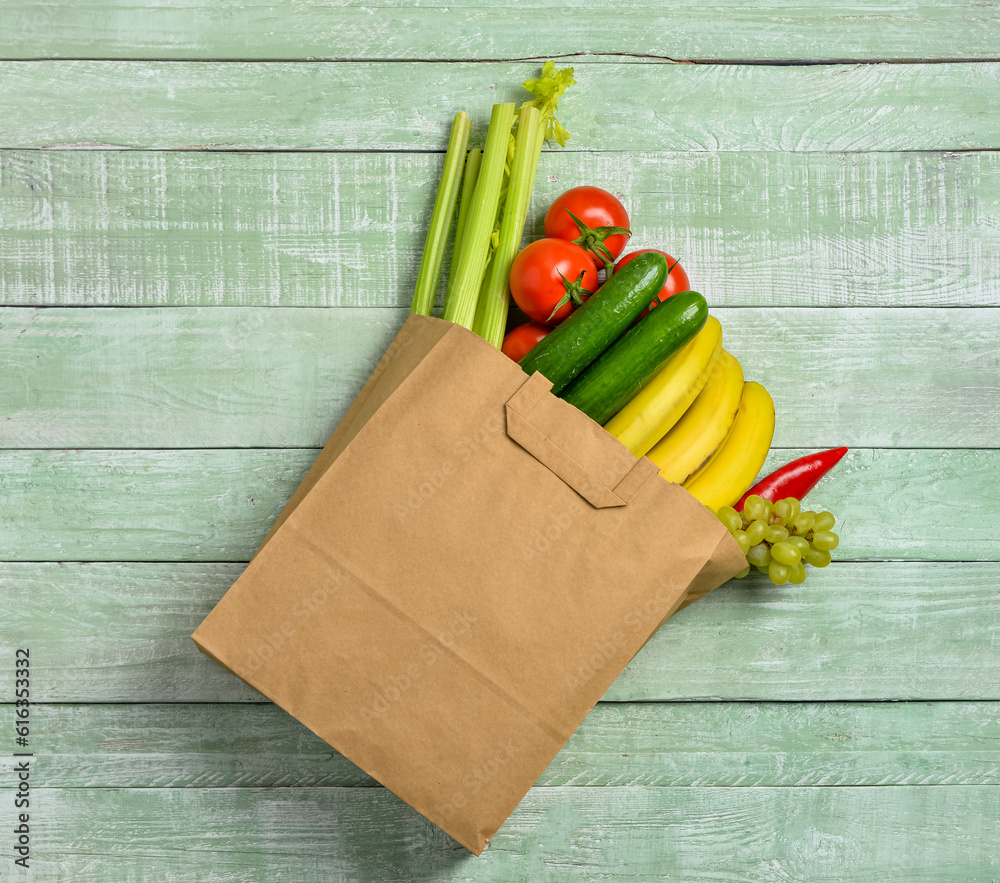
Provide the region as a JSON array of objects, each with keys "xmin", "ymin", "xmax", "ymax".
[
  {"xmin": 517, "ymin": 252, "xmax": 668, "ymax": 394},
  {"xmin": 560, "ymin": 291, "xmax": 709, "ymax": 425}
]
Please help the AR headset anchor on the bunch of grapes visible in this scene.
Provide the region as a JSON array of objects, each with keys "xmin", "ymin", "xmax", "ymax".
[{"xmin": 714, "ymin": 495, "xmax": 839, "ymax": 585}]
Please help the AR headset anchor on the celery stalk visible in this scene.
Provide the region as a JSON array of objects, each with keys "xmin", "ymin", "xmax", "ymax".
[
  {"xmin": 472, "ymin": 105, "xmax": 544, "ymax": 348},
  {"xmin": 442, "ymin": 102, "xmax": 516, "ymax": 329},
  {"xmin": 445, "ymin": 148, "xmax": 482, "ymax": 297},
  {"xmin": 410, "ymin": 112, "xmax": 471, "ymax": 316}
]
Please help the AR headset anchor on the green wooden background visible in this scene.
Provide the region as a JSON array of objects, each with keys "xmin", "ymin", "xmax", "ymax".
[{"xmin": 1, "ymin": 2, "xmax": 999, "ymax": 880}]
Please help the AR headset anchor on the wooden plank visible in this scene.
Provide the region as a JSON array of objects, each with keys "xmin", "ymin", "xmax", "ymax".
[
  {"xmin": 2, "ymin": 700, "xmax": 998, "ymax": 788},
  {"xmin": 3, "ymin": 307, "xmax": 998, "ymax": 449},
  {"xmin": 0, "ymin": 448, "xmax": 315, "ymax": 563},
  {"xmin": 2, "ymin": 149, "xmax": 997, "ymax": 309},
  {"xmin": 4, "ymin": 1, "xmax": 1000, "ymax": 62},
  {"xmin": 0, "ymin": 449, "xmax": 996, "ymax": 562},
  {"xmin": 0, "ymin": 784, "xmax": 995, "ymax": 880},
  {"xmin": 608, "ymin": 558, "xmax": 1000, "ymax": 701},
  {"xmin": 0, "ymin": 308, "xmax": 400, "ymax": 449},
  {"xmin": 2, "ymin": 61, "xmax": 999, "ymax": 151},
  {"xmin": 2, "ymin": 562, "xmax": 998, "ymax": 702}
]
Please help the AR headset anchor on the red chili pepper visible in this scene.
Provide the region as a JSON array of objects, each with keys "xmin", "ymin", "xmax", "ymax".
[{"xmin": 736, "ymin": 446, "xmax": 848, "ymax": 510}]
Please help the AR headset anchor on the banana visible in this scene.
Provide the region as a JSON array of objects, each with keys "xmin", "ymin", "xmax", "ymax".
[
  {"xmin": 682, "ymin": 380, "xmax": 775, "ymax": 510},
  {"xmin": 604, "ymin": 315, "xmax": 723, "ymax": 457},
  {"xmin": 647, "ymin": 348, "xmax": 744, "ymax": 485}
]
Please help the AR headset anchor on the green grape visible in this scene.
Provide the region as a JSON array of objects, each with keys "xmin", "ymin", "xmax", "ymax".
[
  {"xmin": 814, "ymin": 511, "xmax": 836, "ymax": 531},
  {"xmin": 788, "ymin": 561, "xmax": 807, "ymax": 584},
  {"xmin": 768, "ymin": 562, "xmax": 790, "ymax": 584},
  {"xmin": 784, "ymin": 497, "xmax": 801, "ymax": 522},
  {"xmin": 791, "ymin": 511, "xmax": 815, "ymax": 534},
  {"xmin": 764, "ymin": 524, "xmax": 789, "ymax": 544},
  {"xmin": 760, "ymin": 498, "xmax": 774, "ymax": 522},
  {"xmin": 746, "ymin": 543, "xmax": 772, "ymax": 567},
  {"xmin": 812, "ymin": 530, "xmax": 839, "ymax": 551},
  {"xmin": 743, "ymin": 495, "xmax": 766, "ymax": 522},
  {"xmin": 755, "ymin": 564, "xmax": 770, "ymax": 574},
  {"xmin": 772, "ymin": 500, "xmax": 792, "ymax": 525},
  {"xmin": 745, "ymin": 520, "xmax": 766, "ymax": 546},
  {"xmin": 771, "ymin": 541, "xmax": 801, "ymax": 566},
  {"xmin": 718, "ymin": 506, "xmax": 743, "ymax": 534},
  {"xmin": 734, "ymin": 530, "xmax": 751, "ymax": 554},
  {"xmin": 788, "ymin": 535, "xmax": 810, "ymax": 555},
  {"xmin": 805, "ymin": 547, "xmax": 832, "ymax": 568},
  {"xmin": 735, "ymin": 565, "xmax": 751, "ymax": 579},
  {"xmin": 740, "ymin": 509, "xmax": 752, "ymax": 528}
]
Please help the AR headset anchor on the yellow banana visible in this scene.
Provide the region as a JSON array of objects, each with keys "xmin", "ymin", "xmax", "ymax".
[
  {"xmin": 682, "ymin": 380, "xmax": 775, "ymax": 510},
  {"xmin": 647, "ymin": 348, "xmax": 744, "ymax": 485},
  {"xmin": 604, "ymin": 315, "xmax": 723, "ymax": 457},
  {"xmin": 682, "ymin": 444, "xmax": 716, "ymax": 488}
]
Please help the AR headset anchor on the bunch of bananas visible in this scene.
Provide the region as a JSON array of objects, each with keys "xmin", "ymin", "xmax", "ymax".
[{"xmin": 604, "ymin": 315, "xmax": 775, "ymax": 509}]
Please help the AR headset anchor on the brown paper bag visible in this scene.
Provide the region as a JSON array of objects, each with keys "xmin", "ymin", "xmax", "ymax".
[{"xmin": 192, "ymin": 314, "xmax": 745, "ymax": 855}]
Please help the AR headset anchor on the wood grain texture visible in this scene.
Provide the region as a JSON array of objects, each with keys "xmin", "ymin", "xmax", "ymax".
[
  {"xmin": 0, "ymin": 307, "xmax": 402, "ymax": 448},
  {"xmin": 2, "ymin": 562, "xmax": 998, "ymax": 702},
  {"xmin": 2, "ymin": 149, "xmax": 997, "ymax": 308},
  {"xmin": 2, "ymin": 61, "xmax": 999, "ymax": 151},
  {"xmin": 3, "ymin": 307, "xmax": 998, "ymax": 449},
  {"xmin": 0, "ymin": 784, "xmax": 995, "ymax": 881},
  {"xmin": 0, "ymin": 448, "xmax": 312, "ymax": 562},
  {"xmin": 0, "ymin": 0, "xmax": 995, "ymax": 877},
  {"xmin": 2, "ymin": 700, "xmax": 998, "ymax": 788},
  {"xmin": 4, "ymin": 1, "xmax": 1000, "ymax": 62},
  {"xmin": 0, "ymin": 448, "xmax": 996, "ymax": 562}
]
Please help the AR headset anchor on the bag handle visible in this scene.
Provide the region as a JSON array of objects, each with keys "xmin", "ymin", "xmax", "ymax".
[{"xmin": 505, "ymin": 372, "xmax": 660, "ymax": 509}]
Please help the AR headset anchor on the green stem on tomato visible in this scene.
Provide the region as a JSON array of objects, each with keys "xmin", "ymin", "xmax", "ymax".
[
  {"xmin": 562, "ymin": 208, "xmax": 632, "ymax": 275},
  {"xmin": 443, "ymin": 102, "xmax": 516, "ymax": 329},
  {"xmin": 472, "ymin": 105, "xmax": 544, "ymax": 348},
  {"xmin": 410, "ymin": 112, "xmax": 471, "ymax": 316}
]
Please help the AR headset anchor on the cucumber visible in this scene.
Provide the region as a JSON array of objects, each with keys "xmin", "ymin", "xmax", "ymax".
[
  {"xmin": 517, "ymin": 252, "xmax": 668, "ymax": 394},
  {"xmin": 560, "ymin": 291, "xmax": 709, "ymax": 425}
]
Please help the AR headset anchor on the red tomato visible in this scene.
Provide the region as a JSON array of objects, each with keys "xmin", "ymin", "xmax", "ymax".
[
  {"xmin": 614, "ymin": 249, "xmax": 690, "ymax": 313},
  {"xmin": 501, "ymin": 322, "xmax": 551, "ymax": 362},
  {"xmin": 543, "ymin": 186, "xmax": 631, "ymax": 271},
  {"xmin": 509, "ymin": 238, "xmax": 599, "ymax": 325}
]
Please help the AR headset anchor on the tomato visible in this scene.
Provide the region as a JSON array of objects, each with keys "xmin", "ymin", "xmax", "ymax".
[
  {"xmin": 501, "ymin": 322, "xmax": 551, "ymax": 362},
  {"xmin": 543, "ymin": 186, "xmax": 631, "ymax": 272},
  {"xmin": 614, "ymin": 249, "xmax": 690, "ymax": 314},
  {"xmin": 509, "ymin": 238, "xmax": 599, "ymax": 325}
]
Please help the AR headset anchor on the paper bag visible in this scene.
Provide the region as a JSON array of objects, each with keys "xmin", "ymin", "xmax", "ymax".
[{"xmin": 192, "ymin": 314, "xmax": 745, "ymax": 855}]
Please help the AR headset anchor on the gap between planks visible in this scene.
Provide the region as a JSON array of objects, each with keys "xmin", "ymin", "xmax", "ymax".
[
  {"xmin": 0, "ymin": 696, "xmax": 995, "ymax": 705},
  {"xmin": 4, "ymin": 56, "xmax": 1000, "ymax": 65}
]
